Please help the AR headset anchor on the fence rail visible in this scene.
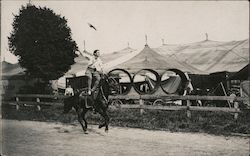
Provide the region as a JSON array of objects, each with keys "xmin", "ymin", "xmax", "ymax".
[
  {"xmin": 3, "ymin": 94, "xmax": 65, "ymax": 111},
  {"xmin": 118, "ymin": 104, "xmax": 240, "ymax": 113},
  {"xmin": 2, "ymin": 94, "xmax": 248, "ymax": 120},
  {"xmin": 109, "ymin": 94, "xmax": 248, "ymax": 119},
  {"xmin": 13, "ymin": 94, "xmax": 66, "ymax": 99},
  {"xmin": 109, "ymin": 94, "xmax": 247, "ymax": 102}
]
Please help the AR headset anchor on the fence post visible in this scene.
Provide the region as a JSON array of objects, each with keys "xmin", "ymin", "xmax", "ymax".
[
  {"xmin": 36, "ymin": 97, "xmax": 41, "ymax": 111},
  {"xmin": 234, "ymin": 101, "xmax": 239, "ymax": 120},
  {"xmin": 139, "ymin": 98, "xmax": 144, "ymax": 115},
  {"xmin": 15, "ymin": 97, "xmax": 19, "ymax": 110},
  {"xmin": 186, "ymin": 100, "xmax": 191, "ymax": 118}
]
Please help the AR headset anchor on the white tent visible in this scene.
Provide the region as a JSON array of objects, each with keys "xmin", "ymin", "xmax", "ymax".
[{"xmin": 154, "ymin": 39, "xmax": 249, "ymax": 73}]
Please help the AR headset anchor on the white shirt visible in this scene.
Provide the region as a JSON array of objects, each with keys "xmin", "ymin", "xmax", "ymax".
[
  {"xmin": 88, "ymin": 57, "xmax": 104, "ymax": 72},
  {"xmin": 79, "ymin": 50, "xmax": 104, "ymax": 72},
  {"xmin": 65, "ymin": 87, "xmax": 74, "ymax": 96}
]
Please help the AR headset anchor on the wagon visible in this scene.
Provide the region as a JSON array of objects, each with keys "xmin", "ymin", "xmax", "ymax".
[{"xmin": 107, "ymin": 68, "xmax": 191, "ymax": 107}]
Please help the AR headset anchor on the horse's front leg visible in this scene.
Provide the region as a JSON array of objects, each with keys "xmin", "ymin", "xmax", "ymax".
[
  {"xmin": 76, "ymin": 108, "xmax": 87, "ymax": 134},
  {"xmin": 103, "ymin": 111, "xmax": 110, "ymax": 132},
  {"xmin": 97, "ymin": 106, "xmax": 110, "ymax": 132}
]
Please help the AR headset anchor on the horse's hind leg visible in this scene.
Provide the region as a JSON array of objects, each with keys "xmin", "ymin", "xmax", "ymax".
[
  {"xmin": 81, "ymin": 110, "xmax": 88, "ymax": 129},
  {"xmin": 98, "ymin": 109, "xmax": 110, "ymax": 132},
  {"xmin": 76, "ymin": 109, "xmax": 87, "ymax": 133},
  {"xmin": 103, "ymin": 111, "xmax": 110, "ymax": 132}
]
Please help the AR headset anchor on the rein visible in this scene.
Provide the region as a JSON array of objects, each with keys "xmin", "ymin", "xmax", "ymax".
[{"xmin": 100, "ymin": 86, "xmax": 108, "ymax": 103}]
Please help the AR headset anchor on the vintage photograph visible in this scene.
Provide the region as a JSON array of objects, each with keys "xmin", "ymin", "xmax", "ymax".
[{"xmin": 1, "ymin": 0, "xmax": 249, "ymax": 155}]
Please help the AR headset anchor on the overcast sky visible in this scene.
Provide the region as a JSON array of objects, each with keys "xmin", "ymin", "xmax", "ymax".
[{"xmin": 1, "ymin": 0, "xmax": 249, "ymax": 63}]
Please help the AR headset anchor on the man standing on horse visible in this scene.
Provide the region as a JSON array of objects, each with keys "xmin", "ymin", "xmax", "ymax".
[{"xmin": 80, "ymin": 49, "xmax": 104, "ymax": 95}]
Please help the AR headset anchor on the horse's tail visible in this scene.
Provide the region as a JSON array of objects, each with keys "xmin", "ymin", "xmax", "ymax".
[{"xmin": 63, "ymin": 96, "xmax": 75, "ymax": 114}]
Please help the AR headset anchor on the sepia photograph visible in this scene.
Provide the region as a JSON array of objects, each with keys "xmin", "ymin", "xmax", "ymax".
[{"xmin": 1, "ymin": 0, "xmax": 249, "ymax": 155}]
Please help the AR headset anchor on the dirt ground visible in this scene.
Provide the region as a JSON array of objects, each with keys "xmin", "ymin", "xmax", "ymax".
[{"xmin": 1, "ymin": 119, "xmax": 249, "ymax": 156}]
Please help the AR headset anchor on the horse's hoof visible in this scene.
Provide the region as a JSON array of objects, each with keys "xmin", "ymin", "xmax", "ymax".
[
  {"xmin": 105, "ymin": 129, "xmax": 109, "ymax": 133},
  {"xmin": 64, "ymin": 130, "xmax": 69, "ymax": 133},
  {"xmin": 98, "ymin": 125, "xmax": 102, "ymax": 129},
  {"xmin": 84, "ymin": 131, "xmax": 88, "ymax": 134}
]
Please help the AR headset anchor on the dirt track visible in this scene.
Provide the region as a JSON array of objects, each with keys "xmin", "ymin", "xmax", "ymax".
[{"xmin": 1, "ymin": 119, "xmax": 249, "ymax": 156}]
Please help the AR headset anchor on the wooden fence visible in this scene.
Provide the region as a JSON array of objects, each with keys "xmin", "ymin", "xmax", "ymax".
[
  {"xmin": 3, "ymin": 94, "xmax": 65, "ymax": 111},
  {"xmin": 2, "ymin": 94, "xmax": 249, "ymax": 120},
  {"xmin": 109, "ymin": 94, "xmax": 248, "ymax": 120}
]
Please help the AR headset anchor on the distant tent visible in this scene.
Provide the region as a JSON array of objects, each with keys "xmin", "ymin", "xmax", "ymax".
[
  {"xmin": 113, "ymin": 45, "xmax": 203, "ymax": 74},
  {"xmin": 154, "ymin": 39, "xmax": 249, "ymax": 73},
  {"xmin": 166, "ymin": 54, "xmax": 205, "ymax": 74},
  {"xmin": 1, "ymin": 61, "xmax": 36, "ymax": 95},
  {"xmin": 1, "ymin": 61, "xmax": 25, "ymax": 78},
  {"xmin": 206, "ymin": 39, "xmax": 249, "ymax": 73},
  {"xmin": 101, "ymin": 46, "xmax": 136, "ymax": 63},
  {"xmin": 2, "ymin": 61, "xmax": 13, "ymax": 70},
  {"xmin": 66, "ymin": 55, "xmax": 89, "ymax": 76}
]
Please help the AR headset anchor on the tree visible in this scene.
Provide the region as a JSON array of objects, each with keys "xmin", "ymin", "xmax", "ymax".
[{"xmin": 8, "ymin": 5, "xmax": 78, "ymax": 81}]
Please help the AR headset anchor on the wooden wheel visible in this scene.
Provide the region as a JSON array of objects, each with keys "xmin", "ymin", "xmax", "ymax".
[
  {"xmin": 110, "ymin": 99, "xmax": 123, "ymax": 109},
  {"xmin": 108, "ymin": 69, "xmax": 133, "ymax": 95}
]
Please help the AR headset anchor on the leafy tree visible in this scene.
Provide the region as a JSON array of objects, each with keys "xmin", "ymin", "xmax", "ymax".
[{"xmin": 8, "ymin": 5, "xmax": 78, "ymax": 81}]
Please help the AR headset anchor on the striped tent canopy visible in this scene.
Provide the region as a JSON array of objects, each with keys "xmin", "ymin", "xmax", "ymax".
[
  {"xmin": 114, "ymin": 45, "xmax": 203, "ymax": 74},
  {"xmin": 101, "ymin": 46, "xmax": 136, "ymax": 63}
]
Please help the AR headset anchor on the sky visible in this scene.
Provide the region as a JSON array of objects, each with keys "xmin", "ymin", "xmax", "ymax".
[{"xmin": 1, "ymin": 0, "xmax": 249, "ymax": 64}]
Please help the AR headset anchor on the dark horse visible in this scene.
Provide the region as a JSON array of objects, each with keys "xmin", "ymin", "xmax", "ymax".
[{"xmin": 63, "ymin": 74, "xmax": 119, "ymax": 133}]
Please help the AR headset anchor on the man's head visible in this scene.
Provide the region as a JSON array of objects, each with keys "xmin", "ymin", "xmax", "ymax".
[{"xmin": 93, "ymin": 49, "xmax": 100, "ymax": 58}]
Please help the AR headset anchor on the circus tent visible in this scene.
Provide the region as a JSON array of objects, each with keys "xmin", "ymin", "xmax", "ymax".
[
  {"xmin": 1, "ymin": 61, "xmax": 25, "ymax": 78},
  {"xmin": 112, "ymin": 44, "xmax": 203, "ymax": 74},
  {"xmin": 154, "ymin": 39, "xmax": 249, "ymax": 73},
  {"xmin": 101, "ymin": 46, "xmax": 136, "ymax": 63}
]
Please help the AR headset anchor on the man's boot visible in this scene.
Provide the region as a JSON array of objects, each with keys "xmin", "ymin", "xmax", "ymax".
[{"xmin": 88, "ymin": 90, "xmax": 91, "ymax": 95}]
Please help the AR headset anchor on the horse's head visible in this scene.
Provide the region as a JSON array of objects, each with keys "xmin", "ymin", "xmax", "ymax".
[
  {"xmin": 108, "ymin": 78, "xmax": 121, "ymax": 94},
  {"xmin": 101, "ymin": 74, "xmax": 120, "ymax": 96}
]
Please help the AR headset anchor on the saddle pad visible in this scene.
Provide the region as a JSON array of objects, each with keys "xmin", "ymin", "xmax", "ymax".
[{"xmin": 79, "ymin": 88, "xmax": 99, "ymax": 97}]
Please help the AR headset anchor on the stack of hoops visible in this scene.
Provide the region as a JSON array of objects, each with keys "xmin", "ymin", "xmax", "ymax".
[{"xmin": 107, "ymin": 68, "xmax": 190, "ymax": 96}]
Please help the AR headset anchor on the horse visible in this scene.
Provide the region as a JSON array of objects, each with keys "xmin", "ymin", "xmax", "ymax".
[{"xmin": 63, "ymin": 74, "xmax": 119, "ymax": 133}]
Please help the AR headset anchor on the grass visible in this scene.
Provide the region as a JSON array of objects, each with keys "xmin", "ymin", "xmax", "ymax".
[{"xmin": 2, "ymin": 104, "xmax": 250, "ymax": 135}]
